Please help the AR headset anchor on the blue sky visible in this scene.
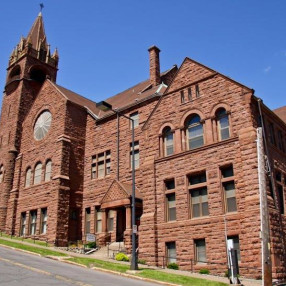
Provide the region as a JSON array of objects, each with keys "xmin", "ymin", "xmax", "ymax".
[{"xmin": 0, "ymin": 0, "xmax": 285, "ymax": 110}]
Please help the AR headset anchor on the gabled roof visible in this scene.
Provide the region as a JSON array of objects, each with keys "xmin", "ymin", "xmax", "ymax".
[
  {"xmin": 26, "ymin": 12, "xmax": 48, "ymax": 50},
  {"xmin": 48, "ymin": 81, "xmax": 99, "ymax": 115},
  {"xmin": 96, "ymin": 67, "xmax": 177, "ymax": 119},
  {"xmin": 273, "ymin": 106, "xmax": 286, "ymax": 124},
  {"xmin": 100, "ymin": 179, "xmax": 142, "ymax": 208},
  {"xmin": 165, "ymin": 57, "xmax": 252, "ymax": 94}
]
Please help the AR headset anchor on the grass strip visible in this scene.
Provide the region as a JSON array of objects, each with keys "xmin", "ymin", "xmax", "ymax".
[
  {"xmin": 0, "ymin": 233, "xmax": 49, "ymax": 246},
  {"xmin": 67, "ymin": 257, "xmax": 227, "ymax": 286},
  {"xmin": 67, "ymin": 257, "xmax": 129, "ymax": 273},
  {"xmin": 136, "ymin": 269, "xmax": 228, "ymax": 286},
  {"xmin": 0, "ymin": 237, "xmax": 227, "ymax": 286},
  {"xmin": 0, "ymin": 238, "xmax": 67, "ymax": 257}
]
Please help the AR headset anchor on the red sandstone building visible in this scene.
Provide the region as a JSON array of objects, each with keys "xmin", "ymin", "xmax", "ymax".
[{"xmin": 0, "ymin": 13, "xmax": 286, "ymax": 280}]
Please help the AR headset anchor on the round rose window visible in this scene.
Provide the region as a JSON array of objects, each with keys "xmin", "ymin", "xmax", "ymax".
[{"xmin": 34, "ymin": 111, "xmax": 52, "ymax": 141}]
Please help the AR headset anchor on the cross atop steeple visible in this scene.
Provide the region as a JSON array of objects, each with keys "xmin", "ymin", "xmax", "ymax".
[{"xmin": 40, "ymin": 3, "xmax": 44, "ymax": 12}]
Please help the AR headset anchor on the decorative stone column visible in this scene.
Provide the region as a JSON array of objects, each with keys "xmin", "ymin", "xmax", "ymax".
[
  {"xmin": 124, "ymin": 205, "xmax": 132, "ymax": 253},
  {"xmin": 125, "ymin": 205, "xmax": 131, "ymax": 230},
  {"xmin": 0, "ymin": 148, "xmax": 18, "ymax": 231}
]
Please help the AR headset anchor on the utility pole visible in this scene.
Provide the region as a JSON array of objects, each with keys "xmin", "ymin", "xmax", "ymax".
[{"xmin": 257, "ymin": 127, "xmax": 272, "ymax": 285}]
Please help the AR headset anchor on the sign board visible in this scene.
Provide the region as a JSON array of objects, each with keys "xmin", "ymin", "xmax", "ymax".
[
  {"xmin": 86, "ymin": 233, "xmax": 96, "ymax": 242},
  {"xmin": 133, "ymin": 225, "xmax": 137, "ymax": 234},
  {"xmin": 227, "ymin": 239, "xmax": 234, "ymax": 251}
]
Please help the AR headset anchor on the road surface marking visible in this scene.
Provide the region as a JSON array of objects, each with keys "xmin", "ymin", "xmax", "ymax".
[{"xmin": 0, "ymin": 257, "xmax": 92, "ymax": 286}]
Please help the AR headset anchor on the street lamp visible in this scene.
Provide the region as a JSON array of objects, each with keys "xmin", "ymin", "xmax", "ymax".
[{"xmin": 96, "ymin": 101, "xmax": 138, "ymax": 270}]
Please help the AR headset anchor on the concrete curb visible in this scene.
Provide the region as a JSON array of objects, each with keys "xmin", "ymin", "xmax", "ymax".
[
  {"xmin": 0, "ymin": 242, "xmax": 228, "ymax": 286},
  {"xmin": 0, "ymin": 245, "xmax": 181, "ymax": 286},
  {"xmin": 0, "ymin": 244, "xmax": 42, "ymax": 257}
]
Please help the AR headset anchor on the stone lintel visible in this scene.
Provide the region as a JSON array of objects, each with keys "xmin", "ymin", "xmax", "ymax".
[
  {"xmin": 52, "ymin": 175, "xmax": 70, "ymax": 181},
  {"xmin": 101, "ymin": 198, "xmax": 130, "ymax": 209}
]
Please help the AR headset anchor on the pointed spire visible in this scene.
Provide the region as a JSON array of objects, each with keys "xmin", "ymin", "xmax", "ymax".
[
  {"xmin": 26, "ymin": 12, "xmax": 48, "ymax": 51},
  {"xmin": 52, "ymin": 48, "xmax": 59, "ymax": 59}
]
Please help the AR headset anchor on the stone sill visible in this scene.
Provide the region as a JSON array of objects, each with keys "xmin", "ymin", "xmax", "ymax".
[{"xmin": 155, "ymin": 137, "xmax": 238, "ymax": 163}]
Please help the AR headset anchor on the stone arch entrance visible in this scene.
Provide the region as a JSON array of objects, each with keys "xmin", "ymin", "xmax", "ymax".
[{"xmin": 98, "ymin": 180, "xmax": 143, "ymax": 252}]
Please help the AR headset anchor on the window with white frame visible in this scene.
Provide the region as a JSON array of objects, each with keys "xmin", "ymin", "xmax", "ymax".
[
  {"xmin": 166, "ymin": 242, "xmax": 176, "ymax": 264},
  {"xmin": 166, "ymin": 193, "xmax": 176, "ymax": 221},
  {"xmin": 40, "ymin": 208, "xmax": 47, "ymax": 234},
  {"xmin": 276, "ymin": 170, "xmax": 285, "ymax": 214},
  {"xmin": 107, "ymin": 210, "xmax": 114, "ymax": 232},
  {"xmin": 95, "ymin": 207, "xmax": 102, "ymax": 233},
  {"xmin": 25, "ymin": 167, "xmax": 32, "ymax": 187},
  {"xmin": 130, "ymin": 141, "xmax": 139, "ymax": 169},
  {"xmin": 188, "ymin": 172, "xmax": 209, "ymax": 218},
  {"xmin": 44, "ymin": 160, "xmax": 52, "ymax": 182},
  {"xmin": 216, "ymin": 108, "xmax": 230, "ymax": 140},
  {"xmin": 20, "ymin": 212, "xmax": 26, "ymax": 236},
  {"xmin": 34, "ymin": 162, "xmax": 42, "ymax": 185},
  {"xmin": 194, "ymin": 239, "xmax": 206, "ymax": 263},
  {"xmin": 221, "ymin": 165, "xmax": 237, "ymax": 213},
  {"xmin": 163, "ymin": 127, "xmax": 174, "ymax": 156},
  {"xmin": 195, "ymin": 84, "xmax": 200, "ymax": 98},
  {"xmin": 91, "ymin": 150, "xmax": 111, "ymax": 179},
  {"xmin": 186, "ymin": 114, "xmax": 204, "ymax": 150},
  {"xmin": 130, "ymin": 111, "xmax": 139, "ymax": 128},
  {"xmin": 29, "ymin": 210, "xmax": 37, "ymax": 235}
]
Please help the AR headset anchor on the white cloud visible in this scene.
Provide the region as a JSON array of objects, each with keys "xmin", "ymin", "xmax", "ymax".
[{"xmin": 263, "ymin": 66, "xmax": 271, "ymax": 73}]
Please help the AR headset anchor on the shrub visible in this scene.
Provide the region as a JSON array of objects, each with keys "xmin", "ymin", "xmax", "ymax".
[
  {"xmin": 138, "ymin": 259, "xmax": 146, "ymax": 265},
  {"xmin": 167, "ymin": 262, "xmax": 179, "ymax": 270},
  {"xmin": 86, "ymin": 241, "xmax": 96, "ymax": 248},
  {"xmin": 115, "ymin": 252, "xmax": 129, "ymax": 262},
  {"xmin": 224, "ymin": 269, "xmax": 229, "ymax": 277},
  {"xmin": 199, "ymin": 268, "xmax": 210, "ymax": 275}
]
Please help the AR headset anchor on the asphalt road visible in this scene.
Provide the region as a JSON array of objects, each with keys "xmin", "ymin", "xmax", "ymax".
[{"xmin": 0, "ymin": 246, "xmax": 159, "ymax": 286}]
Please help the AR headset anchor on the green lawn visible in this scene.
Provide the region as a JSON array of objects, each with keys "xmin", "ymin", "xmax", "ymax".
[
  {"xmin": 0, "ymin": 237, "xmax": 228, "ymax": 286},
  {"xmin": 0, "ymin": 232, "xmax": 49, "ymax": 246},
  {"xmin": 137, "ymin": 269, "xmax": 228, "ymax": 286},
  {"xmin": 67, "ymin": 257, "xmax": 227, "ymax": 286},
  {"xmin": 67, "ymin": 257, "xmax": 130, "ymax": 273},
  {"xmin": 0, "ymin": 238, "xmax": 67, "ymax": 257}
]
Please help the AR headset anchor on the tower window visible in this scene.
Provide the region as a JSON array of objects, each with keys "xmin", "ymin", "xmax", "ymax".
[{"xmin": 30, "ymin": 67, "xmax": 46, "ymax": 83}]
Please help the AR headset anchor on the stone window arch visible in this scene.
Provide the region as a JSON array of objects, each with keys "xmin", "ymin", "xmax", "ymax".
[
  {"xmin": 9, "ymin": 65, "xmax": 21, "ymax": 80},
  {"xmin": 162, "ymin": 126, "xmax": 174, "ymax": 156},
  {"xmin": 34, "ymin": 162, "xmax": 42, "ymax": 185},
  {"xmin": 185, "ymin": 114, "xmax": 204, "ymax": 150},
  {"xmin": 44, "ymin": 160, "xmax": 52, "ymax": 182},
  {"xmin": 216, "ymin": 108, "xmax": 230, "ymax": 141},
  {"xmin": 25, "ymin": 167, "xmax": 32, "ymax": 187}
]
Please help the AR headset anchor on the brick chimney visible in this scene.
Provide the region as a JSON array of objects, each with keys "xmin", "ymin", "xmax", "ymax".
[{"xmin": 148, "ymin": 45, "xmax": 161, "ymax": 86}]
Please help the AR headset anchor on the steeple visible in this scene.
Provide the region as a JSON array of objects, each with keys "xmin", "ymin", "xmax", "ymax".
[
  {"xmin": 26, "ymin": 12, "xmax": 48, "ymax": 51},
  {"xmin": 8, "ymin": 12, "xmax": 59, "ymax": 69}
]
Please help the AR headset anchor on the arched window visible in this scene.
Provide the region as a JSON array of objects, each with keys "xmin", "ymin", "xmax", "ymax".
[
  {"xmin": 44, "ymin": 160, "xmax": 52, "ymax": 182},
  {"xmin": 163, "ymin": 127, "xmax": 174, "ymax": 156},
  {"xmin": 25, "ymin": 167, "xmax": 32, "ymax": 187},
  {"xmin": 34, "ymin": 163, "xmax": 42, "ymax": 185},
  {"xmin": 216, "ymin": 108, "xmax": 230, "ymax": 141},
  {"xmin": 0, "ymin": 165, "xmax": 4, "ymax": 183},
  {"xmin": 186, "ymin": 114, "xmax": 204, "ymax": 149}
]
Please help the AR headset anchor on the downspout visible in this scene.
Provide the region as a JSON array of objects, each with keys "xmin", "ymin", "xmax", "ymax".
[
  {"xmin": 257, "ymin": 97, "xmax": 273, "ymax": 284},
  {"xmin": 257, "ymin": 98, "xmax": 277, "ymax": 207},
  {"xmin": 258, "ymin": 98, "xmax": 286, "ymax": 281},
  {"xmin": 117, "ymin": 112, "xmax": 119, "ymax": 181}
]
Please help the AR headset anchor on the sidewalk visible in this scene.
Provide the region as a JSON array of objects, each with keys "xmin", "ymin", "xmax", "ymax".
[{"xmin": 0, "ymin": 236, "xmax": 262, "ymax": 286}]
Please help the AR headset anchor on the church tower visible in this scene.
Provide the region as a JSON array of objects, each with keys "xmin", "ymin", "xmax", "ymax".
[{"xmin": 0, "ymin": 13, "xmax": 59, "ymax": 231}]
